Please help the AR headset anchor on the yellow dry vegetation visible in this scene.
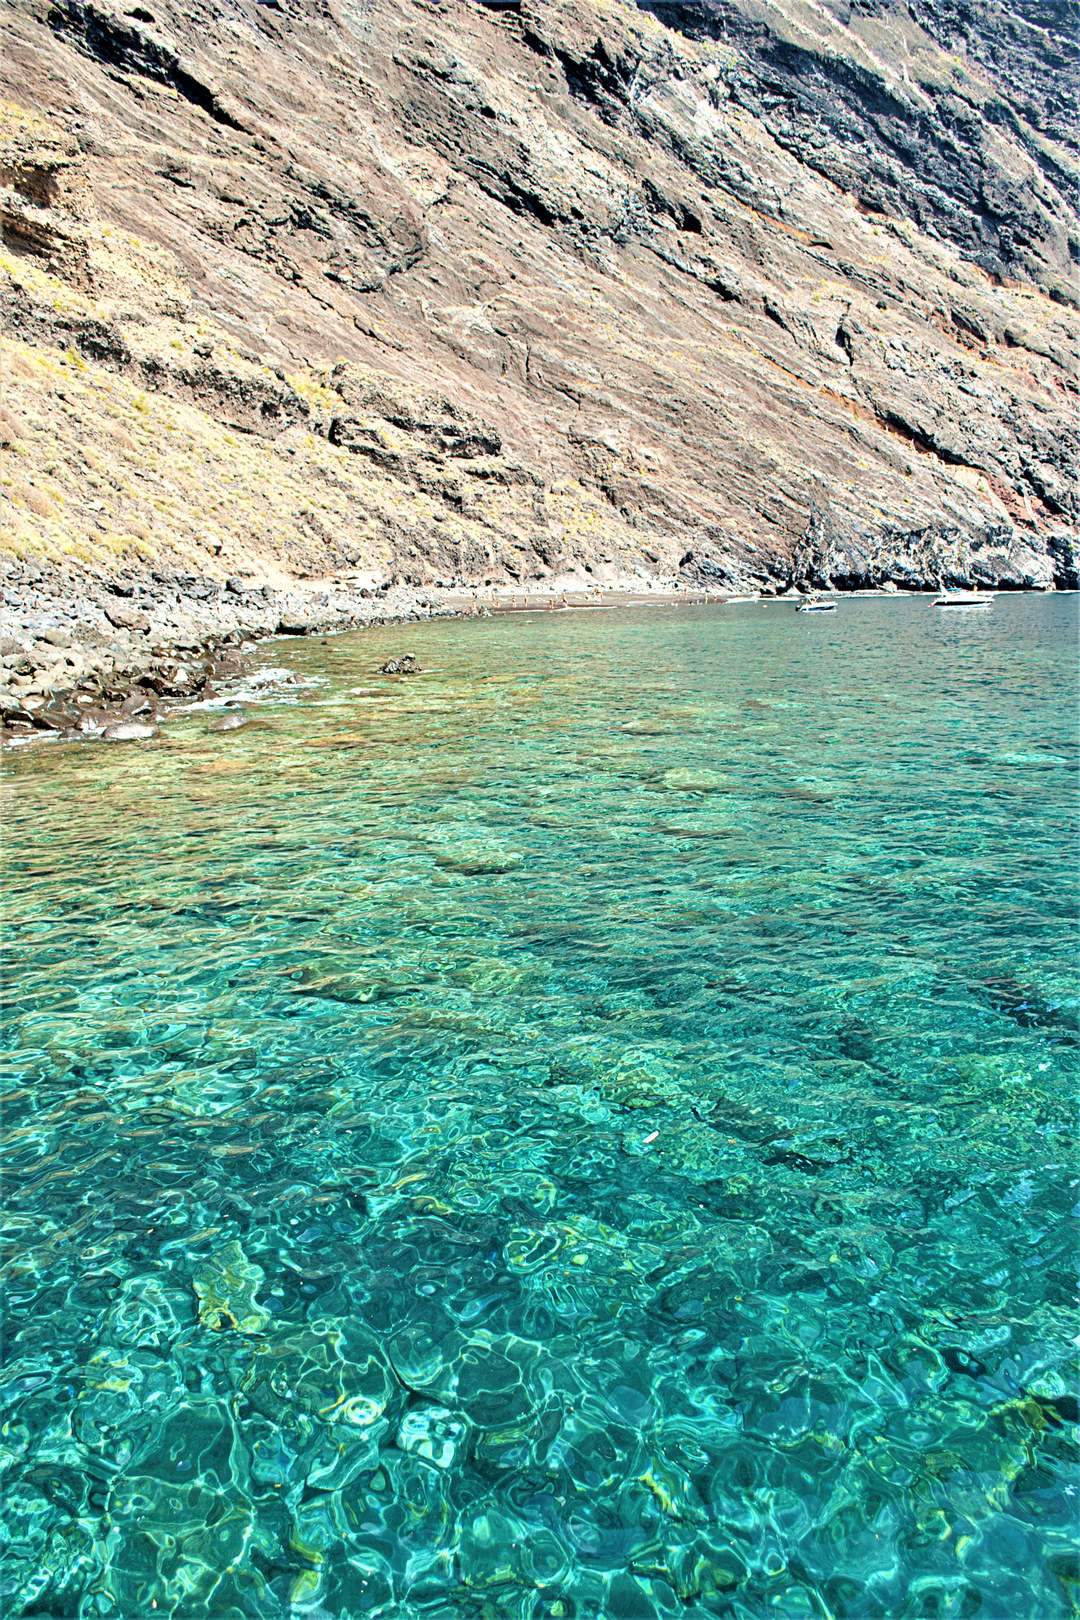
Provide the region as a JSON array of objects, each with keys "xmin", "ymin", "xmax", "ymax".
[{"xmin": 0, "ymin": 323, "xmax": 632, "ymax": 583}]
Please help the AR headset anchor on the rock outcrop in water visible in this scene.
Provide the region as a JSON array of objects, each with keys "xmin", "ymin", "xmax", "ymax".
[{"xmin": 0, "ymin": 0, "xmax": 1077, "ymax": 708}]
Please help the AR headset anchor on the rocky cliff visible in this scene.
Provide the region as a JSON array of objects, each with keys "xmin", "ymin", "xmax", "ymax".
[{"xmin": 0, "ymin": 0, "xmax": 1077, "ymax": 699}]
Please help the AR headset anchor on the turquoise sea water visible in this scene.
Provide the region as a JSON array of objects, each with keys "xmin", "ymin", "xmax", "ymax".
[{"xmin": 2, "ymin": 595, "xmax": 1077, "ymax": 1619}]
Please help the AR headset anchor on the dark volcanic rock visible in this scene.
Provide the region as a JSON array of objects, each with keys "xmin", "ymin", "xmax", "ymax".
[
  {"xmin": 30, "ymin": 698, "xmax": 78, "ymax": 731},
  {"xmin": 640, "ymin": 0, "xmax": 1078, "ymax": 300}
]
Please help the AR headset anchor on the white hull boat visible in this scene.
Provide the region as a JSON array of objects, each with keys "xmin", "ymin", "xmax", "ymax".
[
  {"xmin": 933, "ymin": 592, "xmax": 994, "ymax": 610},
  {"xmin": 796, "ymin": 599, "xmax": 836, "ymax": 612}
]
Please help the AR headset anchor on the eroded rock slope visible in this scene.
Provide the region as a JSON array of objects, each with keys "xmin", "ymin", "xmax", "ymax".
[{"xmin": 0, "ymin": 0, "xmax": 1077, "ymax": 674}]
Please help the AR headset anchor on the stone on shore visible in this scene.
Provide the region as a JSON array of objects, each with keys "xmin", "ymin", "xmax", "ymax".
[{"xmin": 103, "ymin": 721, "xmax": 159, "ymax": 742}]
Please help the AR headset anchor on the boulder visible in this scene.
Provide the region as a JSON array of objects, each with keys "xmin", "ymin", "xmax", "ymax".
[
  {"xmin": 30, "ymin": 700, "xmax": 78, "ymax": 732},
  {"xmin": 103, "ymin": 721, "xmax": 159, "ymax": 742},
  {"xmin": 145, "ymin": 662, "xmax": 195, "ymax": 697},
  {"xmin": 119, "ymin": 690, "xmax": 155, "ymax": 717},
  {"xmin": 1, "ymin": 699, "xmax": 38, "ymax": 727},
  {"xmin": 105, "ymin": 602, "xmax": 151, "ymax": 632}
]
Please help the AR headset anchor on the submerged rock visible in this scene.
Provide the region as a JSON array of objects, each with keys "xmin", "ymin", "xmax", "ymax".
[
  {"xmin": 291, "ymin": 964, "xmax": 418, "ymax": 1004},
  {"xmin": 102, "ymin": 721, "xmax": 159, "ymax": 742},
  {"xmin": 661, "ymin": 768, "xmax": 729, "ymax": 794},
  {"xmin": 192, "ymin": 1240, "xmax": 269, "ymax": 1334},
  {"xmin": 379, "ymin": 654, "xmax": 422, "ymax": 676},
  {"xmin": 396, "ymin": 1404, "xmax": 468, "ymax": 1469},
  {"xmin": 435, "ymin": 845, "xmax": 523, "ymax": 875},
  {"xmin": 210, "ymin": 710, "xmax": 247, "ymax": 732},
  {"xmin": 977, "ymin": 974, "xmax": 1079, "ymax": 1041},
  {"xmin": 245, "ymin": 667, "xmax": 298, "ymax": 691},
  {"xmin": 239, "ymin": 1324, "xmax": 393, "ymax": 1429}
]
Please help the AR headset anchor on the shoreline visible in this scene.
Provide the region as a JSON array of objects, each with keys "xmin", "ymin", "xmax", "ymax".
[
  {"xmin": 0, "ymin": 573, "xmax": 715, "ymax": 746},
  {"xmin": 1, "ymin": 576, "xmax": 1067, "ymax": 749}
]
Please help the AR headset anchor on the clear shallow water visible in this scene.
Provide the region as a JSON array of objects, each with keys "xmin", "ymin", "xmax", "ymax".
[{"xmin": 2, "ymin": 595, "xmax": 1077, "ymax": 1620}]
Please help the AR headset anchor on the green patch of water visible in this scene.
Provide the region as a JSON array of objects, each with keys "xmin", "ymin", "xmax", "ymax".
[{"xmin": 2, "ymin": 596, "xmax": 1077, "ymax": 1617}]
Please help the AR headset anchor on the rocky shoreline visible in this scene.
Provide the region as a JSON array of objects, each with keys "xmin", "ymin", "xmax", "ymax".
[
  {"xmin": 3, "ymin": 0, "xmax": 1077, "ymax": 666},
  {"xmin": 0, "ymin": 564, "xmax": 723, "ymax": 746},
  {"xmin": 0, "ymin": 567, "xmax": 453, "ymax": 745},
  {"xmin": 3, "ymin": 561, "xmax": 1070, "ymax": 749}
]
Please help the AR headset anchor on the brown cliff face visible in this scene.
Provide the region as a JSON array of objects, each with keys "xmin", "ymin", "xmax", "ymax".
[{"xmin": 0, "ymin": 0, "xmax": 1077, "ymax": 655}]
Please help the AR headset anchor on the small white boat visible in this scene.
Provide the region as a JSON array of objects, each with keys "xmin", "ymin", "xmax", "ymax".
[
  {"xmin": 796, "ymin": 597, "xmax": 836, "ymax": 613},
  {"xmin": 933, "ymin": 592, "xmax": 993, "ymax": 610}
]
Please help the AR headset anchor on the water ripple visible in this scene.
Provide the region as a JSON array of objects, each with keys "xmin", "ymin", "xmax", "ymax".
[{"xmin": 2, "ymin": 597, "xmax": 1077, "ymax": 1617}]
